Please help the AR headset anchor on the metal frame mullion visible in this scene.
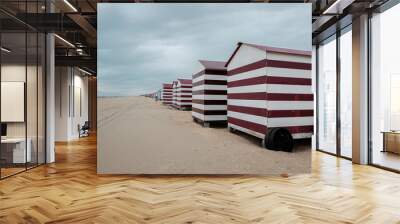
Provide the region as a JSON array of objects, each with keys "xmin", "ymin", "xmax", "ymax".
[
  {"xmin": 315, "ymin": 45, "xmax": 320, "ymax": 150},
  {"xmin": 336, "ymin": 28, "xmax": 341, "ymax": 157},
  {"xmin": 44, "ymin": 0, "xmax": 48, "ymax": 164},
  {"xmin": 367, "ymin": 10, "xmax": 374, "ymax": 166},
  {"xmin": 24, "ymin": 0, "xmax": 28, "ymax": 171},
  {"xmin": 35, "ymin": 0, "xmax": 39, "ymax": 168}
]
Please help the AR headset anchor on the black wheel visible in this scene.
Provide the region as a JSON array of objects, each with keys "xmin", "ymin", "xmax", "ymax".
[
  {"xmin": 264, "ymin": 128, "xmax": 293, "ymax": 152},
  {"xmin": 228, "ymin": 126, "xmax": 235, "ymax": 133},
  {"xmin": 263, "ymin": 128, "xmax": 279, "ymax": 150}
]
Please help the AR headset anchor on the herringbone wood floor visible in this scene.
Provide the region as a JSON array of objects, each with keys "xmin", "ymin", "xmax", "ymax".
[{"xmin": 1, "ymin": 135, "xmax": 400, "ymax": 224}]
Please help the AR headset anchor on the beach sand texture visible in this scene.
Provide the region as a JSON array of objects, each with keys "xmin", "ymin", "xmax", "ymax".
[{"xmin": 98, "ymin": 96, "xmax": 311, "ymax": 174}]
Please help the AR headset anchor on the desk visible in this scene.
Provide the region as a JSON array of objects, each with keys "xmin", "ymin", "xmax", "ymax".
[
  {"xmin": 382, "ymin": 131, "xmax": 400, "ymax": 154},
  {"xmin": 1, "ymin": 138, "xmax": 31, "ymax": 163}
]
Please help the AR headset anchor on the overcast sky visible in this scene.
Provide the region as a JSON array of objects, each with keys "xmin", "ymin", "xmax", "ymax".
[{"xmin": 98, "ymin": 3, "xmax": 311, "ymax": 96}]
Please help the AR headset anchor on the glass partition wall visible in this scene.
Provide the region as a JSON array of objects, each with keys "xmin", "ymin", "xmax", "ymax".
[
  {"xmin": 316, "ymin": 26, "xmax": 352, "ymax": 159},
  {"xmin": 317, "ymin": 35, "xmax": 337, "ymax": 155},
  {"xmin": 315, "ymin": 1, "xmax": 400, "ymax": 171},
  {"xmin": 339, "ymin": 27, "xmax": 352, "ymax": 159},
  {"xmin": 0, "ymin": 30, "xmax": 27, "ymax": 177},
  {"xmin": 370, "ymin": 3, "xmax": 400, "ymax": 171},
  {"xmin": 0, "ymin": 3, "xmax": 46, "ymax": 179}
]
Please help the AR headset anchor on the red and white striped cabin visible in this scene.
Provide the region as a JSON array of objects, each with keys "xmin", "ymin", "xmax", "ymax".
[
  {"xmin": 162, "ymin": 83, "xmax": 173, "ymax": 105},
  {"xmin": 226, "ymin": 42, "xmax": 313, "ymax": 144},
  {"xmin": 172, "ymin": 81, "xmax": 178, "ymax": 108},
  {"xmin": 192, "ymin": 60, "xmax": 227, "ymax": 124},
  {"xmin": 175, "ymin": 79, "xmax": 192, "ymax": 110}
]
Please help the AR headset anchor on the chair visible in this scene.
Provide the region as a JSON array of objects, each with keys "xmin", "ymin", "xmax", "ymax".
[{"xmin": 79, "ymin": 121, "xmax": 90, "ymax": 138}]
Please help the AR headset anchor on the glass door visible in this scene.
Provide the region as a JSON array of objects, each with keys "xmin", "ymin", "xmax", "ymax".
[
  {"xmin": 317, "ymin": 35, "xmax": 337, "ymax": 155},
  {"xmin": 0, "ymin": 1, "xmax": 47, "ymax": 179},
  {"xmin": 339, "ymin": 26, "xmax": 352, "ymax": 158},
  {"xmin": 1, "ymin": 30, "xmax": 28, "ymax": 178}
]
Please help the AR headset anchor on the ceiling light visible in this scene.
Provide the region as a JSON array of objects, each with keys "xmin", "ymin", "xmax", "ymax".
[
  {"xmin": 1, "ymin": 47, "xmax": 11, "ymax": 53},
  {"xmin": 78, "ymin": 67, "xmax": 92, "ymax": 76},
  {"xmin": 63, "ymin": 0, "xmax": 78, "ymax": 12},
  {"xmin": 54, "ymin": 34, "xmax": 75, "ymax": 48}
]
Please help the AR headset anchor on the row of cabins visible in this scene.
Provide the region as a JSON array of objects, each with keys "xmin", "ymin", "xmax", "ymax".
[
  {"xmin": 171, "ymin": 79, "xmax": 193, "ymax": 110},
  {"xmin": 192, "ymin": 60, "xmax": 228, "ymax": 126},
  {"xmin": 143, "ymin": 91, "xmax": 157, "ymax": 99},
  {"xmin": 156, "ymin": 42, "xmax": 312, "ymax": 151},
  {"xmin": 161, "ymin": 83, "xmax": 173, "ymax": 105}
]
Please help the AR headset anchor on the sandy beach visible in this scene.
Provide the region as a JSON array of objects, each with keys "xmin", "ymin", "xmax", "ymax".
[{"xmin": 98, "ymin": 96, "xmax": 311, "ymax": 174}]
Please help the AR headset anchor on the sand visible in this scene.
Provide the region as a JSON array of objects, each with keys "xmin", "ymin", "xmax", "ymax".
[{"xmin": 97, "ymin": 96, "xmax": 311, "ymax": 175}]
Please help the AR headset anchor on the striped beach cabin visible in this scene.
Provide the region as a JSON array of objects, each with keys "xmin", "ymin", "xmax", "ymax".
[
  {"xmin": 162, "ymin": 83, "xmax": 173, "ymax": 105},
  {"xmin": 226, "ymin": 42, "xmax": 313, "ymax": 151},
  {"xmin": 172, "ymin": 80, "xmax": 178, "ymax": 108},
  {"xmin": 175, "ymin": 79, "xmax": 192, "ymax": 110},
  {"xmin": 192, "ymin": 60, "xmax": 227, "ymax": 126}
]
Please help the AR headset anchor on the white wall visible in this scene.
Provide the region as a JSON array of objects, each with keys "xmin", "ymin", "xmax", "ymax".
[
  {"xmin": 1, "ymin": 64, "xmax": 37, "ymax": 137},
  {"xmin": 55, "ymin": 66, "xmax": 70, "ymax": 141},
  {"xmin": 1, "ymin": 62, "xmax": 47, "ymax": 164},
  {"xmin": 1, "ymin": 65, "xmax": 27, "ymax": 142},
  {"xmin": 55, "ymin": 67, "xmax": 89, "ymax": 141},
  {"xmin": 228, "ymin": 45, "xmax": 265, "ymax": 70},
  {"xmin": 72, "ymin": 73, "xmax": 89, "ymax": 138}
]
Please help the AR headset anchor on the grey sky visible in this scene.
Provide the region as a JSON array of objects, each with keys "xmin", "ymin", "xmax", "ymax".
[{"xmin": 98, "ymin": 3, "xmax": 311, "ymax": 96}]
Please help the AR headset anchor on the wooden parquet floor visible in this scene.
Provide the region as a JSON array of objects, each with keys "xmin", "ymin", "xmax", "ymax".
[{"xmin": 1, "ymin": 135, "xmax": 400, "ymax": 224}]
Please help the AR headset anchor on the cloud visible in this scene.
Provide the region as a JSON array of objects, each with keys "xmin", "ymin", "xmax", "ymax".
[{"xmin": 98, "ymin": 3, "xmax": 311, "ymax": 96}]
